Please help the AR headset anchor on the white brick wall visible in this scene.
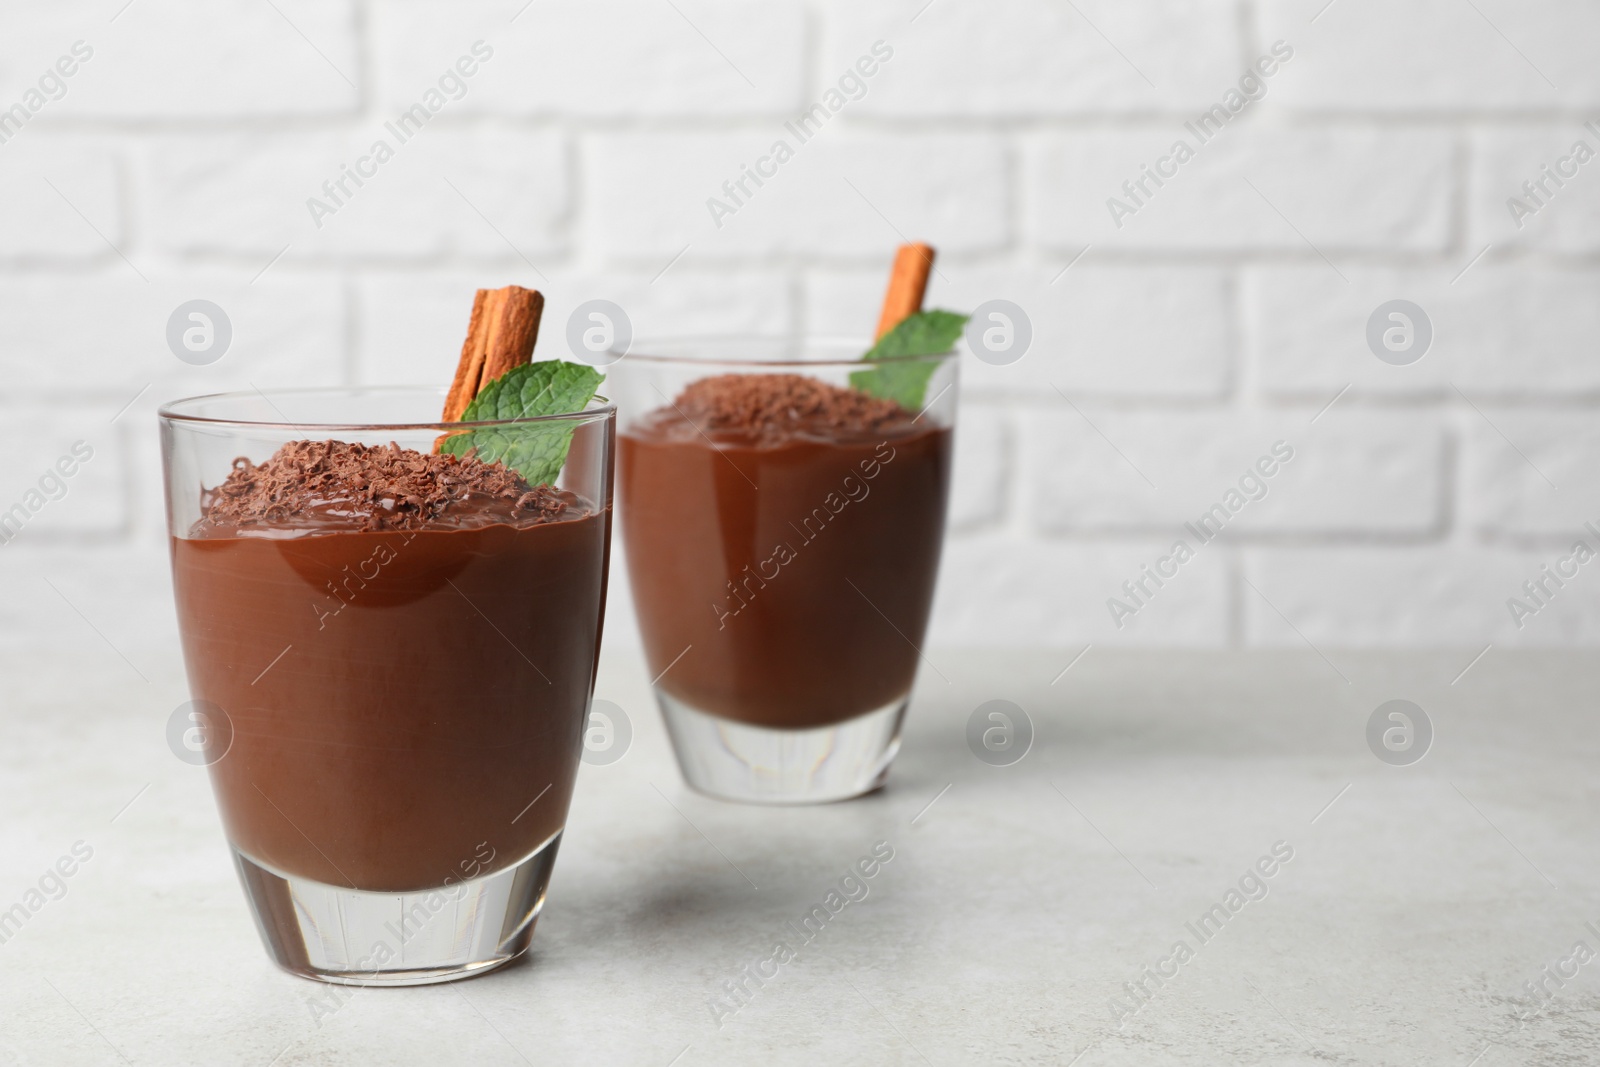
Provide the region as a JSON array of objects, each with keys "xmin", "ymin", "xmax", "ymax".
[
  {"xmin": 373, "ymin": 0, "xmax": 809, "ymax": 117},
  {"xmin": 587, "ymin": 132, "xmax": 1010, "ymax": 259},
  {"xmin": 1257, "ymin": 0, "xmax": 1600, "ymax": 112},
  {"xmin": 0, "ymin": 138, "xmax": 122, "ymax": 261},
  {"xmin": 16, "ymin": 1, "xmax": 361, "ymax": 118},
  {"xmin": 145, "ymin": 131, "xmax": 570, "ymax": 260},
  {"xmin": 1, "ymin": 0, "xmax": 1595, "ymax": 654},
  {"xmin": 819, "ymin": 0, "xmax": 1243, "ymax": 115},
  {"xmin": 1025, "ymin": 411, "xmax": 1444, "ymax": 536},
  {"xmin": 1027, "ymin": 129, "xmax": 1456, "ymax": 251},
  {"xmin": 1250, "ymin": 266, "xmax": 1600, "ymax": 397}
]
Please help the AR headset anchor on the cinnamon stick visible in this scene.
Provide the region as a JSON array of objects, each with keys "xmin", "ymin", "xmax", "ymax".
[
  {"xmin": 440, "ymin": 285, "xmax": 546, "ymax": 422},
  {"xmin": 481, "ymin": 286, "xmax": 545, "ymax": 384},
  {"xmin": 874, "ymin": 242, "xmax": 935, "ymax": 340},
  {"xmin": 442, "ymin": 289, "xmax": 492, "ymax": 423}
]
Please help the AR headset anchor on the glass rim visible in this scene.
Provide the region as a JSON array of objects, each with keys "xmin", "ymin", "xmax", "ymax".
[
  {"xmin": 616, "ymin": 334, "xmax": 960, "ymax": 369},
  {"xmin": 157, "ymin": 385, "xmax": 616, "ymax": 432}
]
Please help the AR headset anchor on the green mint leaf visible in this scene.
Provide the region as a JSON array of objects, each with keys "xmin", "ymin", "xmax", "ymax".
[
  {"xmin": 848, "ymin": 361, "xmax": 940, "ymax": 411},
  {"xmin": 861, "ymin": 309, "xmax": 969, "ymax": 362},
  {"xmin": 439, "ymin": 360, "xmax": 604, "ymax": 486},
  {"xmin": 852, "ymin": 309, "xmax": 968, "ymax": 410}
]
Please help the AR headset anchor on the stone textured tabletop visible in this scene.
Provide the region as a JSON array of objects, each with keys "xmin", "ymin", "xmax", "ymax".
[{"xmin": 1, "ymin": 647, "xmax": 1597, "ymax": 1066}]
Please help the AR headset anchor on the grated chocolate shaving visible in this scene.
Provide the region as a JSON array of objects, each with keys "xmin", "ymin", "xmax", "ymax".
[
  {"xmin": 193, "ymin": 439, "xmax": 576, "ymax": 535},
  {"xmin": 669, "ymin": 374, "xmax": 914, "ymax": 442}
]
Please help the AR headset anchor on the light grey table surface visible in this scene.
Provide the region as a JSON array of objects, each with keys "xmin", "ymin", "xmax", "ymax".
[{"xmin": 1, "ymin": 646, "xmax": 1597, "ymax": 1066}]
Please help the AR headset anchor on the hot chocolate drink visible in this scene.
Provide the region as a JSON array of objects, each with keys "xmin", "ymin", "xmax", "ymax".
[
  {"xmin": 620, "ymin": 374, "xmax": 950, "ymax": 729},
  {"xmin": 171, "ymin": 440, "xmax": 609, "ymax": 893}
]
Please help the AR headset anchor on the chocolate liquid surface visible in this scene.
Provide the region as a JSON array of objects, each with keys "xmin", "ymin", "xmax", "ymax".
[{"xmin": 619, "ymin": 375, "xmax": 951, "ymax": 729}]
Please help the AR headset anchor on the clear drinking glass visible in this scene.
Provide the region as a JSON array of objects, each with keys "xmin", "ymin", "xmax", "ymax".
[
  {"xmin": 159, "ymin": 387, "xmax": 614, "ymax": 985},
  {"xmin": 610, "ymin": 338, "xmax": 957, "ymax": 804}
]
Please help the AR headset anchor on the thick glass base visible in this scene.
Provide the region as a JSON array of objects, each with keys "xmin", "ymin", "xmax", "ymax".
[
  {"xmin": 657, "ymin": 691, "xmax": 907, "ymax": 805},
  {"xmin": 232, "ymin": 831, "xmax": 562, "ymax": 986}
]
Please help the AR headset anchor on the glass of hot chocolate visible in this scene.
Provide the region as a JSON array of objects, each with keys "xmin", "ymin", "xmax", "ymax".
[
  {"xmin": 612, "ymin": 339, "xmax": 957, "ymax": 803},
  {"xmin": 160, "ymin": 386, "xmax": 614, "ymax": 984}
]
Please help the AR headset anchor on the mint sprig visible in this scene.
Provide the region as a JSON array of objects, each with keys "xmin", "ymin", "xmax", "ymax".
[
  {"xmin": 861, "ymin": 309, "xmax": 969, "ymax": 362},
  {"xmin": 850, "ymin": 309, "xmax": 969, "ymax": 410},
  {"xmin": 439, "ymin": 360, "xmax": 604, "ymax": 486}
]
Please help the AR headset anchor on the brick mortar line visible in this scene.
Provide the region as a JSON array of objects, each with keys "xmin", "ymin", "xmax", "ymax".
[
  {"xmin": 9, "ymin": 252, "xmax": 1600, "ymax": 273},
  {"xmin": 40, "ymin": 251, "xmax": 1592, "ymax": 272},
  {"xmin": 21, "ymin": 111, "xmax": 1600, "ymax": 132}
]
